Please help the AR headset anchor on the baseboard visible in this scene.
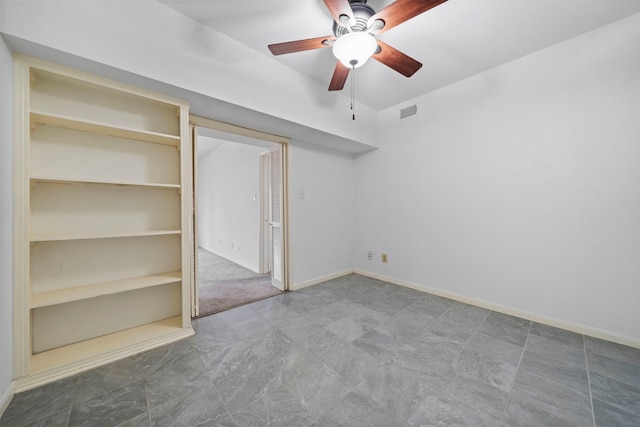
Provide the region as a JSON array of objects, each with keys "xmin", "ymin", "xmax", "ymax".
[
  {"xmin": 291, "ymin": 269, "xmax": 354, "ymax": 291},
  {"xmin": 0, "ymin": 380, "xmax": 15, "ymax": 418},
  {"xmin": 354, "ymin": 269, "xmax": 640, "ymax": 350}
]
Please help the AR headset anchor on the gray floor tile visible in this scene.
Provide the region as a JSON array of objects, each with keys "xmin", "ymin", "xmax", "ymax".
[
  {"xmin": 593, "ymin": 398, "xmax": 640, "ymax": 427},
  {"xmin": 304, "ymin": 300, "xmax": 352, "ymax": 326},
  {"xmin": 453, "ymin": 348, "xmax": 518, "ymax": 392},
  {"xmin": 374, "ymin": 313, "xmax": 426, "ymax": 342},
  {"xmin": 325, "ymin": 315, "xmax": 373, "ymax": 342},
  {"xmin": 323, "ymin": 343, "xmax": 382, "ymax": 387},
  {"xmin": 191, "ymin": 315, "xmax": 241, "ymax": 351},
  {"xmin": 587, "ymin": 350, "xmax": 640, "ymax": 388},
  {"xmin": 367, "ymin": 295, "xmax": 413, "ymax": 316},
  {"xmin": 347, "ymin": 303, "xmax": 390, "ymax": 328},
  {"xmin": 502, "ymin": 398, "xmax": 581, "ymax": 427},
  {"xmin": 590, "ymin": 372, "xmax": 640, "ymax": 416},
  {"xmin": 465, "ymin": 332, "xmax": 524, "ymax": 366},
  {"xmin": 257, "ymin": 304, "xmax": 309, "ymax": 330},
  {"xmin": 19, "ymin": 410, "xmax": 70, "ymax": 427},
  {"xmin": 477, "ymin": 311, "xmax": 531, "ymax": 347},
  {"xmin": 73, "ymin": 355, "xmax": 144, "ymax": 403},
  {"xmin": 519, "ymin": 349, "xmax": 590, "ymax": 395},
  {"xmin": 393, "ymin": 341, "xmax": 459, "ymax": 381},
  {"xmin": 510, "ymin": 369, "xmax": 593, "ymax": 426},
  {"xmin": 145, "ymin": 349, "xmax": 211, "ymax": 409},
  {"xmin": 352, "ymin": 329, "xmax": 415, "ymax": 364},
  {"xmin": 585, "ymin": 336, "xmax": 640, "ymax": 366},
  {"xmin": 530, "ymin": 323, "xmax": 584, "ymax": 348},
  {"xmin": 263, "ymin": 344, "xmax": 322, "ymax": 389},
  {"xmin": 279, "ymin": 315, "xmax": 317, "ymax": 341},
  {"xmin": 285, "ymin": 362, "xmax": 351, "ymax": 420},
  {"xmin": 230, "ymin": 383, "xmax": 315, "ymax": 427},
  {"xmin": 68, "ymin": 381, "xmax": 148, "ymax": 427},
  {"xmin": 407, "ymin": 293, "xmax": 454, "ymax": 318},
  {"xmin": 427, "ymin": 318, "xmax": 475, "ymax": 346},
  {"xmin": 217, "ymin": 361, "xmax": 280, "ymax": 414},
  {"xmin": 357, "ymin": 363, "xmax": 444, "ymax": 423},
  {"xmin": 149, "ymin": 385, "xmax": 229, "ymax": 427},
  {"xmin": 141, "ymin": 339, "xmax": 196, "ymax": 378},
  {"xmin": 437, "ymin": 302, "xmax": 490, "ymax": 332},
  {"xmin": 321, "ymin": 388, "xmax": 402, "ymax": 427},
  {"xmin": 444, "ymin": 375, "xmax": 509, "ymax": 423},
  {"xmin": 243, "ymin": 328, "xmax": 295, "ymax": 360},
  {"xmin": 293, "ymin": 328, "xmax": 349, "ymax": 359},
  {"xmin": 525, "ymin": 332, "xmax": 587, "ymax": 369},
  {"xmin": 116, "ymin": 412, "xmax": 150, "ymax": 427},
  {"xmin": 407, "ymin": 393, "xmax": 500, "ymax": 427},
  {"xmin": 206, "ymin": 341, "xmax": 261, "ymax": 400},
  {"xmin": 226, "ymin": 316, "xmax": 279, "ymax": 342},
  {"xmin": 0, "ymin": 377, "xmax": 75, "ymax": 426}
]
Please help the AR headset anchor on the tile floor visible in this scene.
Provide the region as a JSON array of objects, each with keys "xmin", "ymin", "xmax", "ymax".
[{"xmin": 2, "ymin": 274, "xmax": 639, "ymax": 426}]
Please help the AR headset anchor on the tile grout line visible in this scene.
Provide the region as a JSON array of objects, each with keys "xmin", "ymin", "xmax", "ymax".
[
  {"xmin": 65, "ymin": 403, "xmax": 73, "ymax": 427},
  {"xmin": 516, "ymin": 321, "xmax": 534, "ymax": 370},
  {"xmin": 498, "ymin": 320, "xmax": 534, "ymax": 425},
  {"xmin": 583, "ymin": 334, "xmax": 597, "ymax": 427},
  {"xmin": 453, "ymin": 308, "xmax": 491, "ymax": 361}
]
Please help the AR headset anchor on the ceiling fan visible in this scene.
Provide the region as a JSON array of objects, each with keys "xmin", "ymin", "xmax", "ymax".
[{"xmin": 268, "ymin": 0, "xmax": 448, "ymax": 91}]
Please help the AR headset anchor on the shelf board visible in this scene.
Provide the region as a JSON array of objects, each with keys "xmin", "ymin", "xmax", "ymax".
[
  {"xmin": 30, "ymin": 316, "xmax": 186, "ymax": 374},
  {"xmin": 30, "ymin": 271, "xmax": 182, "ymax": 308},
  {"xmin": 30, "ymin": 230, "xmax": 181, "ymax": 242},
  {"xmin": 30, "ymin": 176, "xmax": 180, "ymax": 190},
  {"xmin": 31, "ymin": 111, "xmax": 180, "ymax": 146}
]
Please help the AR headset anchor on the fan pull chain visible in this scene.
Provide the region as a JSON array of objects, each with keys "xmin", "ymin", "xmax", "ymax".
[{"xmin": 350, "ymin": 62, "xmax": 356, "ymax": 120}]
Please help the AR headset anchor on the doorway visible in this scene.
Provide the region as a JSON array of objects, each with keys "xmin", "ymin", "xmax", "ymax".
[{"xmin": 190, "ymin": 116, "xmax": 289, "ymax": 318}]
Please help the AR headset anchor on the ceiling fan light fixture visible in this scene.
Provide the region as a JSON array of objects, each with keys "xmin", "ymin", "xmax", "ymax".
[{"xmin": 332, "ymin": 32, "xmax": 377, "ymax": 68}]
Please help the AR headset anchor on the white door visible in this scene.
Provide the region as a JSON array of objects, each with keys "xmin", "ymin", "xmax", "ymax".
[{"xmin": 268, "ymin": 144, "xmax": 285, "ymax": 291}]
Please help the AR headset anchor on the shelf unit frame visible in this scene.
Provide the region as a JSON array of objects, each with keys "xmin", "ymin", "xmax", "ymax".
[{"xmin": 13, "ymin": 55, "xmax": 194, "ymax": 392}]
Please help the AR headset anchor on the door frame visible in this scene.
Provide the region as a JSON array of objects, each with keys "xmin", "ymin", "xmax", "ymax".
[
  {"xmin": 188, "ymin": 115, "xmax": 290, "ymax": 316},
  {"xmin": 259, "ymin": 152, "xmax": 271, "ymax": 275}
]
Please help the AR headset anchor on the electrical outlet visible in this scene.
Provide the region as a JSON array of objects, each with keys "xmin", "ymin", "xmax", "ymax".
[
  {"xmin": 367, "ymin": 250, "xmax": 373, "ymax": 261},
  {"xmin": 382, "ymin": 253, "xmax": 388, "ymax": 263}
]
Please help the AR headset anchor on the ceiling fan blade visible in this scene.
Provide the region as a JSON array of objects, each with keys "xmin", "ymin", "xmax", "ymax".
[
  {"xmin": 329, "ymin": 61, "xmax": 350, "ymax": 91},
  {"xmin": 268, "ymin": 36, "xmax": 335, "ymax": 55},
  {"xmin": 373, "ymin": 40, "xmax": 422, "ymax": 77},
  {"xmin": 323, "ymin": 0, "xmax": 355, "ymax": 26},
  {"xmin": 368, "ymin": 0, "xmax": 448, "ymax": 34}
]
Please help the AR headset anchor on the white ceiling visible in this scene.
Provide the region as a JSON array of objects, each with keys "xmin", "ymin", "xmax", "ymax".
[{"xmin": 158, "ymin": 0, "xmax": 640, "ymax": 111}]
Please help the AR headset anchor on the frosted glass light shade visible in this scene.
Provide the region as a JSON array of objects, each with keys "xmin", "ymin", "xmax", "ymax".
[{"xmin": 332, "ymin": 32, "xmax": 377, "ymax": 68}]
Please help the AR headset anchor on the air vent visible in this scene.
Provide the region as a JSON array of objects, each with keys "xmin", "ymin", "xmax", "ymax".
[{"xmin": 400, "ymin": 104, "xmax": 418, "ymax": 120}]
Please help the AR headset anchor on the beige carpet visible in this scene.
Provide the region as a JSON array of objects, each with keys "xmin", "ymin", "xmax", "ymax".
[{"xmin": 196, "ymin": 248, "xmax": 282, "ymax": 318}]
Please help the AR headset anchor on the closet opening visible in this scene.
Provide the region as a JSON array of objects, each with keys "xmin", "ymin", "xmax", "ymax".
[{"xmin": 189, "ymin": 116, "xmax": 289, "ymax": 318}]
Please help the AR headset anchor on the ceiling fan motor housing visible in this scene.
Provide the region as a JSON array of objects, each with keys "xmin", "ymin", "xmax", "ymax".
[{"xmin": 333, "ymin": 1, "xmax": 376, "ymax": 37}]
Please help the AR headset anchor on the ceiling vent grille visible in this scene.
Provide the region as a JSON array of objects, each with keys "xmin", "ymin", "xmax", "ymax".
[{"xmin": 400, "ymin": 104, "xmax": 418, "ymax": 120}]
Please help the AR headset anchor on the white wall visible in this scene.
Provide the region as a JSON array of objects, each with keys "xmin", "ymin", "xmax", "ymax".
[
  {"xmin": 0, "ymin": 34, "xmax": 14, "ymax": 410},
  {"xmin": 355, "ymin": 14, "xmax": 640, "ymax": 344},
  {"xmin": 197, "ymin": 139, "xmax": 265, "ymax": 272},
  {"xmin": 289, "ymin": 142, "xmax": 356, "ymax": 287}
]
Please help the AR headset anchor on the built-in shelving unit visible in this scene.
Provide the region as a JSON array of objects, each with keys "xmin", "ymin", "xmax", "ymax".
[{"xmin": 13, "ymin": 55, "xmax": 194, "ymax": 391}]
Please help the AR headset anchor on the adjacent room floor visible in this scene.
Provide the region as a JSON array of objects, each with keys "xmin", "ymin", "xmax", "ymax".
[
  {"xmin": 197, "ymin": 247, "xmax": 282, "ymax": 317},
  {"xmin": 2, "ymin": 274, "xmax": 639, "ymax": 426}
]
